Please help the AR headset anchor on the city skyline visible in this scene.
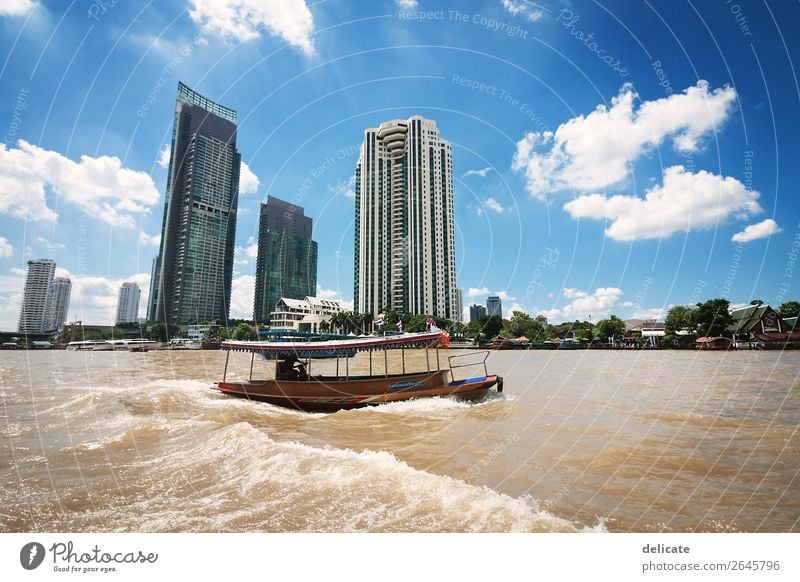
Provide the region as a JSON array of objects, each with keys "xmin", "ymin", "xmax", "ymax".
[{"xmin": 1, "ymin": 1, "xmax": 799, "ymax": 329}]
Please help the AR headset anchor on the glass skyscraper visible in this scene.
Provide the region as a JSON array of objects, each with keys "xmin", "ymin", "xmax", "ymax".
[
  {"xmin": 354, "ymin": 116, "xmax": 457, "ymax": 319},
  {"xmin": 254, "ymin": 196, "xmax": 318, "ymax": 325},
  {"xmin": 148, "ymin": 82, "xmax": 240, "ymax": 324}
]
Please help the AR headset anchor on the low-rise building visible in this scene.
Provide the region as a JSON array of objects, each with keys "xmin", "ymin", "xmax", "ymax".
[
  {"xmin": 269, "ymin": 296, "xmax": 344, "ymax": 333},
  {"xmin": 729, "ymin": 304, "xmax": 800, "ymax": 348}
]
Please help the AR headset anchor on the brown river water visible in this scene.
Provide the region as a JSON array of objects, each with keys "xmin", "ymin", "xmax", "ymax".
[{"xmin": 1, "ymin": 348, "xmax": 798, "ymax": 532}]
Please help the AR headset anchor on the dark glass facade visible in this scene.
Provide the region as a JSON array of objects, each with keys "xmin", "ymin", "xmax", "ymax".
[
  {"xmin": 253, "ymin": 196, "xmax": 318, "ymax": 324},
  {"xmin": 148, "ymin": 82, "xmax": 240, "ymax": 324}
]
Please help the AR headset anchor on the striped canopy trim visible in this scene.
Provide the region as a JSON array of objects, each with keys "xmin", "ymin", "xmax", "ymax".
[{"xmin": 222, "ymin": 331, "xmax": 442, "ymax": 356}]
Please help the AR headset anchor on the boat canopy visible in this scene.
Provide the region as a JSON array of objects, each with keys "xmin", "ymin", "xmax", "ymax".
[{"xmin": 222, "ymin": 331, "xmax": 443, "ymax": 357}]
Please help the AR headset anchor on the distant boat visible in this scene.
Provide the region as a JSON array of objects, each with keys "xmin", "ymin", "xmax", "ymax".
[
  {"xmin": 212, "ymin": 331, "xmax": 503, "ymax": 412},
  {"xmin": 695, "ymin": 337, "xmax": 732, "ymax": 351},
  {"xmin": 557, "ymin": 339, "xmax": 584, "ymax": 350},
  {"xmin": 168, "ymin": 338, "xmax": 202, "ymax": 350}
]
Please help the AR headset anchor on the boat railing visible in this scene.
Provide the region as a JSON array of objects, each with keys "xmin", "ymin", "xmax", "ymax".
[{"xmin": 447, "ymin": 351, "xmax": 490, "ymax": 382}]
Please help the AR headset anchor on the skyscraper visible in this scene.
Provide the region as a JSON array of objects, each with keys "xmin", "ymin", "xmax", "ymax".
[
  {"xmin": 487, "ymin": 296, "xmax": 502, "ymax": 317},
  {"xmin": 469, "ymin": 304, "xmax": 487, "ymax": 323},
  {"xmin": 116, "ymin": 282, "xmax": 141, "ymax": 324},
  {"xmin": 354, "ymin": 116, "xmax": 456, "ymax": 319},
  {"xmin": 148, "ymin": 82, "xmax": 241, "ymax": 324},
  {"xmin": 18, "ymin": 259, "xmax": 56, "ymax": 334},
  {"xmin": 47, "ymin": 277, "xmax": 71, "ymax": 331},
  {"xmin": 254, "ymin": 196, "xmax": 318, "ymax": 324}
]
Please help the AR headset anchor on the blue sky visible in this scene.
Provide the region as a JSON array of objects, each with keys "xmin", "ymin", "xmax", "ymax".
[{"xmin": 1, "ymin": 0, "xmax": 798, "ymax": 327}]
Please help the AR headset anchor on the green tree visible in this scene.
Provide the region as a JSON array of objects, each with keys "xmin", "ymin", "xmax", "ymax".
[
  {"xmin": 777, "ymin": 300, "xmax": 800, "ymax": 319},
  {"xmin": 479, "ymin": 315, "xmax": 503, "ymax": 340},
  {"xmin": 148, "ymin": 322, "xmax": 180, "ymax": 342},
  {"xmin": 694, "ymin": 298, "xmax": 733, "ymax": 337},
  {"xmin": 232, "ymin": 323, "xmax": 257, "ymax": 341},
  {"xmin": 594, "ymin": 315, "xmax": 626, "ymax": 342}
]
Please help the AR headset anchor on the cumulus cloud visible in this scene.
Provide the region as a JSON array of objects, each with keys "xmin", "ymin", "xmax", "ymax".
[
  {"xmin": 316, "ymin": 285, "xmax": 342, "ymax": 300},
  {"xmin": 501, "ymin": 0, "xmax": 545, "ymax": 21},
  {"xmin": 484, "ymin": 197, "xmax": 509, "ymax": 214},
  {"xmin": 538, "ymin": 287, "xmax": 623, "ymax": 323},
  {"xmin": 157, "ymin": 144, "xmax": 171, "ymax": 169},
  {"xmin": 467, "ymin": 287, "xmax": 491, "ymax": 298},
  {"xmin": 0, "ymin": 0, "xmax": 36, "ymax": 17},
  {"xmin": 41, "ymin": 268, "xmax": 152, "ymax": 325},
  {"xmin": 511, "ymin": 81, "xmax": 737, "ymax": 197},
  {"xmin": 463, "ymin": 167, "xmax": 492, "ymax": 178},
  {"xmin": 189, "ymin": 0, "xmax": 315, "ymax": 55},
  {"xmin": 731, "ymin": 218, "xmax": 781, "ymax": 243},
  {"xmin": 0, "ymin": 140, "xmax": 160, "ymax": 228},
  {"xmin": 0, "ymin": 237, "xmax": 13, "ymax": 258},
  {"xmin": 563, "ymin": 166, "xmax": 761, "ymax": 242},
  {"xmin": 239, "ymin": 161, "xmax": 260, "ymax": 194},
  {"xmin": 229, "ymin": 274, "xmax": 255, "ymax": 319},
  {"xmin": 138, "ymin": 231, "xmax": 161, "ymax": 246}
]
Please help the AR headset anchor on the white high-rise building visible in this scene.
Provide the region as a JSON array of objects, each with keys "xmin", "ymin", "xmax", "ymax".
[
  {"xmin": 116, "ymin": 282, "xmax": 141, "ymax": 324},
  {"xmin": 47, "ymin": 277, "xmax": 71, "ymax": 331},
  {"xmin": 18, "ymin": 259, "xmax": 56, "ymax": 334},
  {"xmin": 354, "ymin": 116, "xmax": 457, "ymax": 319}
]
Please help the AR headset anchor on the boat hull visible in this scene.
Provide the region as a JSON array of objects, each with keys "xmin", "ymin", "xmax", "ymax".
[{"xmin": 212, "ymin": 370, "xmax": 502, "ymax": 412}]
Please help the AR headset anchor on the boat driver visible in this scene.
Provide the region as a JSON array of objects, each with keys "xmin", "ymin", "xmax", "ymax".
[{"xmin": 278, "ymin": 355, "xmax": 307, "ymax": 381}]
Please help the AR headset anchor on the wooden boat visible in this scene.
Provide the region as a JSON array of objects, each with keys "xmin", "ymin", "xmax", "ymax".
[{"xmin": 212, "ymin": 331, "xmax": 503, "ymax": 412}]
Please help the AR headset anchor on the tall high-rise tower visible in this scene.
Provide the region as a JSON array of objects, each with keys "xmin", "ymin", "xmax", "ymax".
[
  {"xmin": 18, "ymin": 259, "xmax": 56, "ymax": 334},
  {"xmin": 116, "ymin": 282, "xmax": 141, "ymax": 324},
  {"xmin": 354, "ymin": 116, "xmax": 456, "ymax": 319},
  {"xmin": 254, "ymin": 196, "xmax": 318, "ymax": 324},
  {"xmin": 487, "ymin": 296, "xmax": 502, "ymax": 318},
  {"xmin": 148, "ymin": 82, "xmax": 241, "ymax": 324},
  {"xmin": 47, "ymin": 276, "xmax": 71, "ymax": 331}
]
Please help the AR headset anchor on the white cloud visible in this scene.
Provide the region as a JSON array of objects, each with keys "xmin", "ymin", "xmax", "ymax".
[
  {"xmin": 629, "ymin": 307, "xmax": 667, "ymax": 321},
  {"xmin": 396, "ymin": 0, "xmax": 418, "ymax": 8},
  {"xmin": 494, "ymin": 290, "xmax": 516, "ymax": 302},
  {"xmin": 33, "ymin": 268, "xmax": 152, "ymax": 325},
  {"xmin": 463, "ymin": 167, "xmax": 492, "ymax": 178},
  {"xmin": 189, "ymin": 0, "xmax": 315, "ymax": 55},
  {"xmin": 0, "ymin": 140, "xmax": 160, "ymax": 228},
  {"xmin": 0, "ymin": 269, "xmax": 25, "ymax": 330},
  {"xmin": 328, "ymin": 175, "xmax": 355, "ymax": 199},
  {"xmin": 538, "ymin": 287, "xmax": 623, "ymax": 323},
  {"xmin": 501, "ymin": 0, "xmax": 545, "ymax": 21},
  {"xmin": 512, "ymin": 81, "xmax": 737, "ymax": 197},
  {"xmin": 467, "ymin": 286, "xmax": 491, "ymax": 298},
  {"xmin": 316, "ymin": 285, "xmax": 341, "ymax": 300},
  {"xmin": 0, "ymin": 237, "xmax": 13, "ymax": 258},
  {"xmin": 239, "ymin": 161, "xmax": 260, "ymax": 195},
  {"xmin": 157, "ymin": 144, "xmax": 171, "ymax": 169},
  {"xmin": 229, "ymin": 274, "xmax": 255, "ymax": 319},
  {"xmin": 563, "ymin": 166, "xmax": 761, "ymax": 242},
  {"xmin": 138, "ymin": 231, "xmax": 161, "ymax": 246},
  {"xmin": 731, "ymin": 218, "xmax": 781, "ymax": 243},
  {"xmin": 484, "ymin": 197, "xmax": 508, "ymax": 214},
  {"xmin": 0, "ymin": 0, "xmax": 36, "ymax": 17},
  {"xmin": 505, "ymin": 302, "xmax": 528, "ymax": 319}
]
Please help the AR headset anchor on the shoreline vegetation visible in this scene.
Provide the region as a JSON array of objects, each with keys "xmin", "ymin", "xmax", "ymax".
[{"xmin": 3, "ymin": 298, "xmax": 799, "ymax": 352}]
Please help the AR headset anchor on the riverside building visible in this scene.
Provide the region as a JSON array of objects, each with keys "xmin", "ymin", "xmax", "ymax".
[
  {"xmin": 116, "ymin": 282, "xmax": 141, "ymax": 324},
  {"xmin": 253, "ymin": 196, "xmax": 318, "ymax": 325},
  {"xmin": 148, "ymin": 82, "xmax": 241, "ymax": 324},
  {"xmin": 47, "ymin": 276, "xmax": 72, "ymax": 332},
  {"xmin": 18, "ymin": 259, "xmax": 56, "ymax": 334},
  {"xmin": 354, "ymin": 116, "xmax": 457, "ymax": 319}
]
